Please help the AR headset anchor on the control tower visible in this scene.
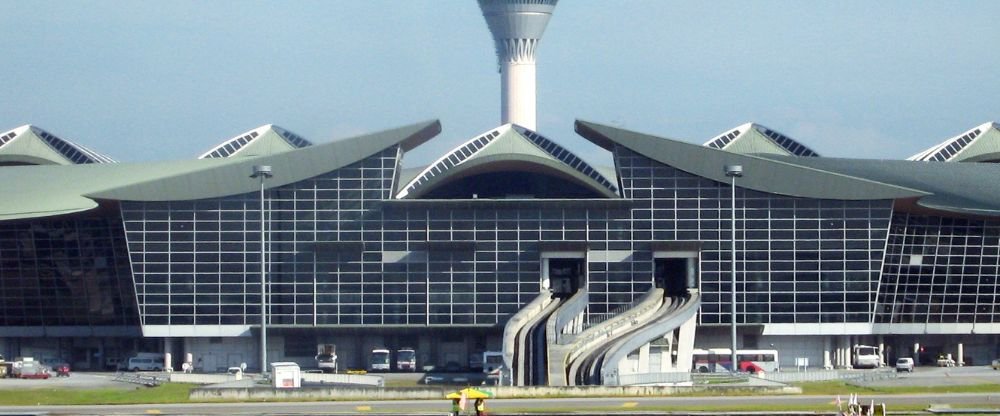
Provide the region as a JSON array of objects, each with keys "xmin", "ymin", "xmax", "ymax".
[{"xmin": 478, "ymin": 0, "xmax": 558, "ymax": 131}]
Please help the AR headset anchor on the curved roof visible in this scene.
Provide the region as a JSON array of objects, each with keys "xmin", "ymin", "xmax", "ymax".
[
  {"xmin": 0, "ymin": 120, "xmax": 440, "ymax": 221},
  {"xmin": 0, "ymin": 125, "xmax": 117, "ymax": 165},
  {"xmin": 577, "ymin": 119, "xmax": 1000, "ymax": 217},
  {"xmin": 704, "ymin": 122, "xmax": 819, "ymax": 157},
  {"xmin": 198, "ymin": 124, "xmax": 312, "ymax": 159},
  {"xmin": 908, "ymin": 122, "xmax": 1000, "ymax": 162},
  {"xmin": 396, "ymin": 124, "xmax": 618, "ymax": 199}
]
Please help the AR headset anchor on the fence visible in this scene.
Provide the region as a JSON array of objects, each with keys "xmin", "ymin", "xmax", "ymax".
[
  {"xmin": 758, "ymin": 368, "xmax": 897, "ymax": 384},
  {"xmin": 114, "ymin": 371, "xmax": 167, "ymax": 387},
  {"xmin": 619, "ymin": 369, "xmax": 895, "ymax": 385}
]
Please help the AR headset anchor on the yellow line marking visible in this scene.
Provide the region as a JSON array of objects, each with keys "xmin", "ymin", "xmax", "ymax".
[
  {"xmin": 356, "ymin": 405, "xmax": 372, "ymax": 411},
  {"xmin": 623, "ymin": 402, "xmax": 638, "ymax": 408},
  {"xmin": 145, "ymin": 411, "xmax": 162, "ymax": 415}
]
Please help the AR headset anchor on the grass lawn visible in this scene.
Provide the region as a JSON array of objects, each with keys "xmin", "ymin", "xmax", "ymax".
[
  {"xmin": 0, "ymin": 383, "xmax": 195, "ymax": 405},
  {"xmin": 793, "ymin": 380, "xmax": 1000, "ymax": 395},
  {"xmin": 2, "ymin": 379, "xmax": 1000, "ymax": 410}
]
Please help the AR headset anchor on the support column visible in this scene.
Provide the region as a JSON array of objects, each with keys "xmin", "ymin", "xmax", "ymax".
[
  {"xmin": 823, "ymin": 336, "xmax": 833, "ymax": 370},
  {"xmin": 843, "ymin": 335, "xmax": 852, "ymax": 368},
  {"xmin": 638, "ymin": 343, "xmax": 650, "ymax": 374},
  {"xmin": 878, "ymin": 338, "xmax": 885, "ymax": 367},
  {"xmin": 958, "ymin": 343, "xmax": 964, "ymax": 366},
  {"xmin": 676, "ymin": 312, "xmax": 697, "ymax": 373},
  {"xmin": 661, "ymin": 332, "xmax": 674, "ymax": 372}
]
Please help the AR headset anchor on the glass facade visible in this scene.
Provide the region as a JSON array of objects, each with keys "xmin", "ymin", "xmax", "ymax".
[
  {"xmin": 116, "ymin": 143, "xmax": 901, "ymax": 332},
  {"xmin": 877, "ymin": 212, "xmax": 1000, "ymax": 324},
  {"xmin": 0, "ymin": 212, "xmax": 137, "ymax": 327},
  {"xmin": 614, "ymin": 147, "xmax": 893, "ymax": 325}
]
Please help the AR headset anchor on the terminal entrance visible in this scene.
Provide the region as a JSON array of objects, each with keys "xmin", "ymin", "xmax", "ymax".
[
  {"xmin": 547, "ymin": 258, "xmax": 584, "ymax": 298},
  {"xmin": 654, "ymin": 256, "xmax": 697, "ymax": 297}
]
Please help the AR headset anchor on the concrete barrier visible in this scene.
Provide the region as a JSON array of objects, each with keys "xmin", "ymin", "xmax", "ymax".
[
  {"xmin": 190, "ymin": 384, "xmax": 799, "ymax": 401},
  {"xmin": 170, "ymin": 373, "xmax": 243, "ymax": 384},
  {"xmin": 301, "ymin": 372, "xmax": 384, "ymax": 387}
]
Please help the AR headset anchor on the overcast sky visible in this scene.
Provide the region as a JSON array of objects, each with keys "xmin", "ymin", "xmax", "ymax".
[{"xmin": 2, "ymin": 1, "xmax": 998, "ymax": 167}]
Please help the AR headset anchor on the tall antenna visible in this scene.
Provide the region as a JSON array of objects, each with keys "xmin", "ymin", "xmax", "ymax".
[{"xmin": 479, "ymin": 0, "xmax": 557, "ymax": 131}]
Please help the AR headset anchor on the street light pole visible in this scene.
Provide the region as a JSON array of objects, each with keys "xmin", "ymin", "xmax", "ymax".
[
  {"xmin": 251, "ymin": 165, "xmax": 273, "ymax": 375},
  {"xmin": 724, "ymin": 164, "xmax": 743, "ymax": 374}
]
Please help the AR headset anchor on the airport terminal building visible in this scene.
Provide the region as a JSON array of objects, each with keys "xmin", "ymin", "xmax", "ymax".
[{"xmin": 3, "ymin": 0, "xmax": 1000, "ymax": 384}]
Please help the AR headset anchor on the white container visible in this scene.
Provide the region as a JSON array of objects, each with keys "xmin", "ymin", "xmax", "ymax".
[{"xmin": 270, "ymin": 362, "xmax": 301, "ymax": 388}]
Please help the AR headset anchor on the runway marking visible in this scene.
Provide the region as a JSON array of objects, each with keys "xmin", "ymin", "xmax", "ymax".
[
  {"xmin": 356, "ymin": 405, "xmax": 372, "ymax": 411},
  {"xmin": 623, "ymin": 402, "xmax": 638, "ymax": 408},
  {"xmin": 144, "ymin": 410, "xmax": 162, "ymax": 414}
]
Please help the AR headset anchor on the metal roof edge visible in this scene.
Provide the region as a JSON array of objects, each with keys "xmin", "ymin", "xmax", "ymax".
[
  {"xmin": 89, "ymin": 120, "xmax": 440, "ymax": 202},
  {"xmin": 574, "ymin": 120, "xmax": 928, "ymax": 201}
]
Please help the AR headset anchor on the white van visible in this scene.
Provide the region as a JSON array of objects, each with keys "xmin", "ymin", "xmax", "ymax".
[{"xmin": 126, "ymin": 357, "xmax": 162, "ymax": 372}]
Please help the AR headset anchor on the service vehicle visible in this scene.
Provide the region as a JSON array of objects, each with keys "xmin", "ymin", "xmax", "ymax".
[
  {"xmin": 370, "ymin": 348, "xmax": 391, "ymax": 372},
  {"xmin": 482, "ymin": 351, "xmax": 504, "ymax": 374},
  {"xmin": 126, "ymin": 357, "xmax": 162, "ymax": 372},
  {"xmin": 852, "ymin": 345, "xmax": 881, "ymax": 369},
  {"xmin": 396, "ymin": 348, "xmax": 416, "ymax": 372},
  {"xmin": 316, "ymin": 344, "xmax": 338, "ymax": 373},
  {"xmin": 15, "ymin": 361, "xmax": 50, "ymax": 379}
]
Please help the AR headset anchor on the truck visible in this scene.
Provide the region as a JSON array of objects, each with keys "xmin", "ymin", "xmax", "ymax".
[
  {"xmin": 370, "ymin": 348, "xmax": 391, "ymax": 372},
  {"xmin": 315, "ymin": 344, "xmax": 337, "ymax": 373},
  {"xmin": 853, "ymin": 345, "xmax": 881, "ymax": 369},
  {"xmin": 482, "ymin": 351, "xmax": 503, "ymax": 374},
  {"xmin": 396, "ymin": 348, "xmax": 416, "ymax": 372}
]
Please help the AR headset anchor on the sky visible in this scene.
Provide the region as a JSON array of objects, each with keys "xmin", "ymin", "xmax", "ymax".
[{"xmin": 2, "ymin": 1, "xmax": 999, "ymax": 168}]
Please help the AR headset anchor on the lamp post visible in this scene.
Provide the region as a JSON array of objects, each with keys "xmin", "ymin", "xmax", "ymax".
[
  {"xmin": 251, "ymin": 165, "xmax": 273, "ymax": 375},
  {"xmin": 724, "ymin": 164, "xmax": 743, "ymax": 374}
]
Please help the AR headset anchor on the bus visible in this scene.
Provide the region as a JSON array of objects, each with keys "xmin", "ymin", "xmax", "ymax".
[
  {"xmin": 691, "ymin": 348, "xmax": 779, "ymax": 374},
  {"xmin": 370, "ymin": 348, "xmax": 391, "ymax": 372},
  {"xmin": 396, "ymin": 348, "xmax": 416, "ymax": 372}
]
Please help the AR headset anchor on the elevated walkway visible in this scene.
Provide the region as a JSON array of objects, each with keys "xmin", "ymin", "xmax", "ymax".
[
  {"xmin": 555, "ymin": 288, "xmax": 666, "ymax": 386},
  {"xmin": 502, "ymin": 292, "xmax": 552, "ymax": 381},
  {"xmin": 503, "ymin": 286, "xmax": 700, "ymax": 386},
  {"xmin": 508, "ymin": 293, "xmax": 562, "ymax": 386},
  {"xmin": 600, "ymin": 291, "xmax": 700, "ymax": 385}
]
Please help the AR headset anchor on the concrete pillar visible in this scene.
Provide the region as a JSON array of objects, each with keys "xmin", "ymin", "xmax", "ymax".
[
  {"xmin": 638, "ymin": 343, "xmax": 650, "ymax": 374},
  {"xmin": 823, "ymin": 336, "xmax": 833, "ymax": 370},
  {"xmin": 914, "ymin": 342, "xmax": 920, "ymax": 362},
  {"xmin": 676, "ymin": 312, "xmax": 697, "ymax": 373},
  {"xmin": 661, "ymin": 332, "xmax": 674, "ymax": 372},
  {"xmin": 958, "ymin": 343, "xmax": 964, "ymax": 366},
  {"xmin": 844, "ymin": 335, "xmax": 852, "ymax": 368},
  {"xmin": 878, "ymin": 341, "xmax": 885, "ymax": 367},
  {"xmin": 162, "ymin": 338, "xmax": 172, "ymax": 371}
]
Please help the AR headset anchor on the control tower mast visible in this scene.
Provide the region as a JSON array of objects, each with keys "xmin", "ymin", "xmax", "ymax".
[{"xmin": 478, "ymin": 0, "xmax": 557, "ymax": 131}]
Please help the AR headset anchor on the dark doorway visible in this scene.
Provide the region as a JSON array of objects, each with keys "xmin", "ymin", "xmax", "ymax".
[
  {"xmin": 548, "ymin": 258, "xmax": 584, "ymax": 298},
  {"xmin": 654, "ymin": 257, "xmax": 694, "ymax": 296}
]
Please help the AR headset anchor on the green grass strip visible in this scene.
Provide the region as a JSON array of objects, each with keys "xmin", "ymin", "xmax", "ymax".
[{"xmin": 0, "ymin": 383, "xmax": 194, "ymax": 405}]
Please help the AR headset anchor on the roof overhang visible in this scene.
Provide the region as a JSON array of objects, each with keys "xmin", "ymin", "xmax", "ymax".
[
  {"xmin": 0, "ymin": 120, "xmax": 440, "ymax": 221},
  {"xmin": 575, "ymin": 120, "xmax": 926, "ymax": 201}
]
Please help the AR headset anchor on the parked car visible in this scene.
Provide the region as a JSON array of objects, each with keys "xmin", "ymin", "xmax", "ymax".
[
  {"xmin": 936, "ymin": 357, "xmax": 956, "ymax": 367},
  {"xmin": 991, "ymin": 358, "xmax": 1000, "ymax": 370},
  {"xmin": 895, "ymin": 357, "xmax": 914, "ymax": 372},
  {"xmin": 54, "ymin": 363, "xmax": 71, "ymax": 377}
]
